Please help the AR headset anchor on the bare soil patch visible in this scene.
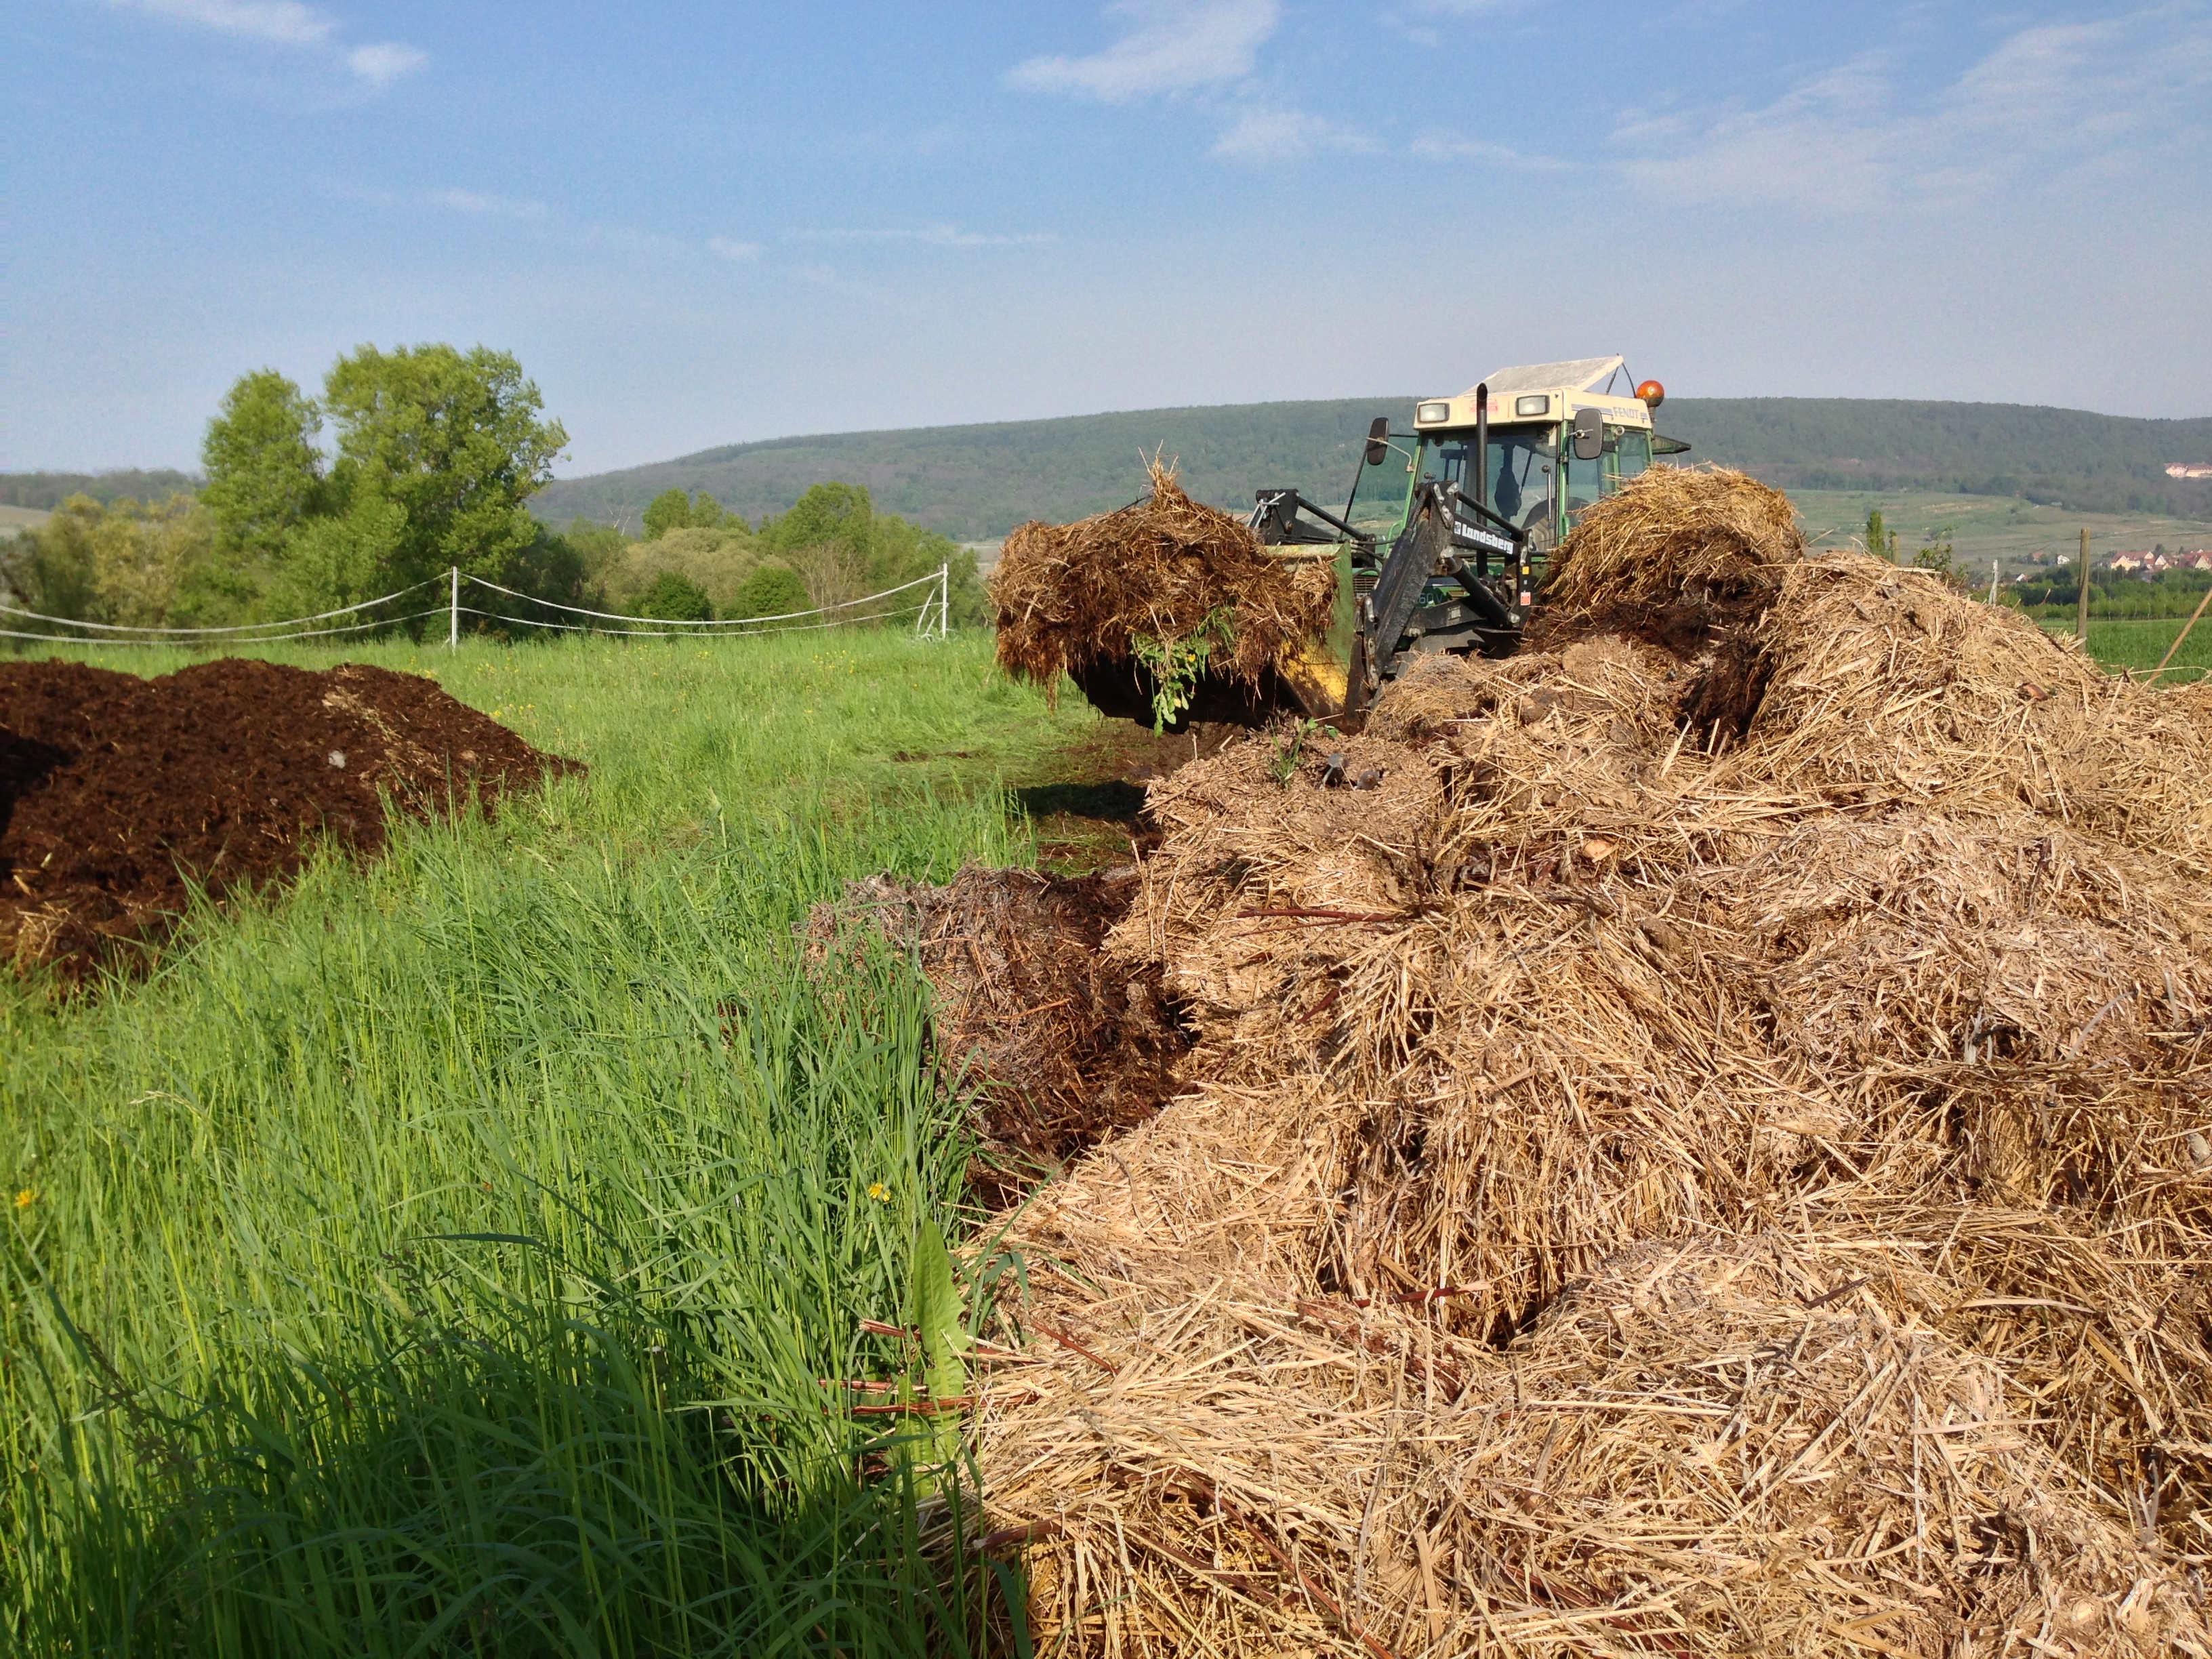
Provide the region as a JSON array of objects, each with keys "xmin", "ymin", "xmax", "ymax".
[{"xmin": 1014, "ymin": 718, "xmax": 1239, "ymax": 874}]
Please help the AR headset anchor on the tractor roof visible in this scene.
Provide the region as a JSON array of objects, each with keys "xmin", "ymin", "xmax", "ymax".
[
  {"xmin": 1416, "ymin": 354, "xmax": 1650, "ymax": 432},
  {"xmin": 1473, "ymin": 357, "xmax": 1626, "ymax": 396}
]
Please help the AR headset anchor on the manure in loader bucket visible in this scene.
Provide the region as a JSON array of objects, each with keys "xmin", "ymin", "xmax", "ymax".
[
  {"xmin": 991, "ymin": 356, "xmax": 1696, "ymax": 737},
  {"xmin": 890, "ymin": 460, "xmax": 2212, "ymax": 1657}
]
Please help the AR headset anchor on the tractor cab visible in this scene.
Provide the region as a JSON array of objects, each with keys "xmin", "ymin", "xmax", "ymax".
[{"xmin": 1406, "ymin": 356, "xmax": 1688, "ymax": 558}]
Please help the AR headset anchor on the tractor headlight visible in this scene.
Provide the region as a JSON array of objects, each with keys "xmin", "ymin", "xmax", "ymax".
[
  {"xmin": 1514, "ymin": 394, "xmax": 1550, "ymax": 417},
  {"xmin": 1416, "ymin": 401, "xmax": 1452, "ymax": 424}
]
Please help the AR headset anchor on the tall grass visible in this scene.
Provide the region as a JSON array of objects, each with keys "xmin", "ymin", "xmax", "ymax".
[
  {"xmin": 1, "ymin": 631, "xmax": 1092, "ymax": 1654},
  {"xmin": 2078, "ymin": 616, "xmax": 2212, "ymax": 682}
]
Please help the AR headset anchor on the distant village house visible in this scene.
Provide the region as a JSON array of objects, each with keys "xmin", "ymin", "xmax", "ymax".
[{"xmin": 2106, "ymin": 548, "xmax": 2212, "ymax": 577}]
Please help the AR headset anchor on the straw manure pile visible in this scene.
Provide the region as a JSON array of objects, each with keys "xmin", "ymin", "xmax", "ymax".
[
  {"xmin": 983, "ymin": 1233, "xmax": 2194, "ymax": 1658},
  {"xmin": 990, "ymin": 457, "xmax": 1336, "ymax": 696},
  {"xmin": 807, "ymin": 865, "xmax": 1191, "ymax": 1202},
  {"xmin": 962, "ymin": 469, "xmax": 2212, "ymax": 1655},
  {"xmin": 1538, "ymin": 463, "xmax": 1802, "ymax": 617}
]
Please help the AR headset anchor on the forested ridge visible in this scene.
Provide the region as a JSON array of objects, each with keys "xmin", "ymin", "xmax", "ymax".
[
  {"xmin": 530, "ymin": 396, "xmax": 2212, "ymax": 539},
  {"xmin": 14, "ymin": 396, "xmax": 2209, "ymax": 556}
]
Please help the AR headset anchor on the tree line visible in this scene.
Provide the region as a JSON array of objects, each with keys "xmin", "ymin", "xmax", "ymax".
[{"xmin": 1, "ymin": 344, "xmax": 987, "ymax": 636}]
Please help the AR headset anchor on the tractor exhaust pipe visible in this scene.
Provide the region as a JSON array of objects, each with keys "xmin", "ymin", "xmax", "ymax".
[{"xmin": 1474, "ymin": 382, "xmax": 1490, "ymax": 574}]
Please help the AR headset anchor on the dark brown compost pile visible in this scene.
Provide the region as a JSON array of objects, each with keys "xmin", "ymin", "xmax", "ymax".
[{"xmin": 1, "ymin": 657, "xmax": 579, "ymax": 976}]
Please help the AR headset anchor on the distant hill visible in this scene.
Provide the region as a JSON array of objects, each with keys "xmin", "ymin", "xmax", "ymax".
[
  {"xmin": 0, "ymin": 470, "xmax": 201, "ymax": 510},
  {"xmin": 1657, "ymin": 401, "xmax": 2212, "ymax": 519},
  {"xmin": 533, "ymin": 398, "xmax": 2212, "ymax": 539},
  {"xmin": 533, "ymin": 398, "xmax": 1406, "ymax": 541},
  {"xmin": 16, "ymin": 398, "xmax": 2207, "ymax": 544}
]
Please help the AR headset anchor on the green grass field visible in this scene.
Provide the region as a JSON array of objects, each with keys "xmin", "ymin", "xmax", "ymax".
[
  {"xmin": 1792, "ymin": 487, "xmax": 2209, "ymax": 575},
  {"xmin": 2047, "ymin": 615, "xmax": 2212, "ymax": 683},
  {"xmin": 1, "ymin": 631, "xmax": 1095, "ymax": 1656}
]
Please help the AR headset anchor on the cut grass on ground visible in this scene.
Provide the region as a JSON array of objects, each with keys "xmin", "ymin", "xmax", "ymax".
[{"xmin": 1, "ymin": 630, "xmax": 1094, "ymax": 1656}]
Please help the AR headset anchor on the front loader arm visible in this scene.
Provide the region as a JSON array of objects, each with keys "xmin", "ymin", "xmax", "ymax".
[{"xmin": 1348, "ymin": 482, "xmax": 1530, "ymax": 714}]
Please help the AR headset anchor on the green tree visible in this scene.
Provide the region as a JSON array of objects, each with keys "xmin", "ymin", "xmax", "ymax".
[
  {"xmin": 691, "ymin": 492, "xmax": 741, "ymax": 532},
  {"xmin": 760, "ymin": 482, "xmax": 873, "ymax": 563},
  {"xmin": 642, "ymin": 489, "xmax": 742, "ymax": 540},
  {"xmin": 1911, "ymin": 526, "xmax": 1960, "ymax": 588},
  {"xmin": 560, "ymin": 517, "xmax": 631, "ymax": 600},
  {"xmin": 0, "ymin": 493, "xmax": 212, "ymax": 625},
  {"xmin": 632, "ymin": 570, "xmax": 713, "ymax": 622},
  {"xmin": 1864, "ymin": 508, "xmax": 1898, "ymax": 562},
  {"xmin": 755, "ymin": 481, "xmax": 984, "ymax": 622},
  {"xmin": 642, "ymin": 488, "xmax": 693, "ymax": 539},
  {"xmin": 725, "ymin": 562, "xmax": 810, "ymax": 623},
  {"xmin": 1, "ymin": 499, "xmax": 104, "ymax": 620},
  {"xmin": 201, "ymin": 371, "xmax": 325, "ymax": 561},
  {"xmin": 318, "ymin": 343, "xmax": 568, "ymax": 597}
]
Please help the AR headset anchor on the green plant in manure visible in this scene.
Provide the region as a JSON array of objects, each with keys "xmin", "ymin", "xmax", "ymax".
[
  {"xmin": 1130, "ymin": 607, "xmax": 1233, "ymax": 733},
  {"xmin": 1269, "ymin": 716, "xmax": 1332, "ymax": 786}
]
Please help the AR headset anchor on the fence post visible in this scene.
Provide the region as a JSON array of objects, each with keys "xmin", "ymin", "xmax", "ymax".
[
  {"xmin": 2076, "ymin": 529, "xmax": 2089, "ymax": 642},
  {"xmin": 939, "ymin": 562, "xmax": 949, "ymax": 640},
  {"xmin": 449, "ymin": 567, "xmax": 459, "ymax": 651}
]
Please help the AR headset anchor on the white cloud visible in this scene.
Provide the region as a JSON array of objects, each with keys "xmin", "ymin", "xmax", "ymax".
[
  {"xmin": 1211, "ymin": 106, "xmax": 1380, "ymax": 163},
  {"xmin": 348, "ymin": 43, "xmax": 428, "ymax": 88},
  {"xmin": 114, "ymin": 0, "xmax": 332, "ymax": 45},
  {"xmin": 788, "ymin": 224, "xmax": 1054, "ymax": 248},
  {"xmin": 108, "ymin": 0, "xmax": 426, "ymax": 93},
  {"xmin": 1618, "ymin": 6, "xmax": 2212, "ymax": 215},
  {"xmin": 1008, "ymin": 0, "xmax": 1279, "ymax": 102},
  {"xmin": 428, "ymin": 188, "xmax": 548, "ymax": 220},
  {"xmin": 708, "ymin": 237, "xmax": 762, "ymax": 262},
  {"xmin": 1409, "ymin": 131, "xmax": 1573, "ymax": 171}
]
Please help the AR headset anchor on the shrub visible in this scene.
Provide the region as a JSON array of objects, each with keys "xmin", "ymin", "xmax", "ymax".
[
  {"xmin": 726, "ymin": 563, "xmax": 812, "ymax": 624},
  {"xmin": 632, "ymin": 570, "xmax": 713, "ymax": 622}
]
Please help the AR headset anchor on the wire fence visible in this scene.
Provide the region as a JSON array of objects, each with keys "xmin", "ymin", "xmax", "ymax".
[{"xmin": 0, "ymin": 565, "xmax": 954, "ymax": 649}]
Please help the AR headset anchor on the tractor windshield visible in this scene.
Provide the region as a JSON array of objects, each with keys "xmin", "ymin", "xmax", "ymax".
[{"xmin": 1418, "ymin": 427, "xmax": 1556, "ymax": 536}]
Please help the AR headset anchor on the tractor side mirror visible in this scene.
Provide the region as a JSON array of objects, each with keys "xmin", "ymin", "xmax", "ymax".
[
  {"xmin": 1364, "ymin": 417, "xmax": 1390, "ymax": 467},
  {"xmin": 1572, "ymin": 405, "xmax": 1605, "ymax": 461}
]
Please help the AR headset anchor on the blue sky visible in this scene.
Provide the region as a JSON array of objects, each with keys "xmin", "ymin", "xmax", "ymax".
[{"xmin": 8, "ymin": 1, "xmax": 2209, "ymax": 474}]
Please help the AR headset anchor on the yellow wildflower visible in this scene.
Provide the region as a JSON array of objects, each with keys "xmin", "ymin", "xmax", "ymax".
[
  {"xmin": 867, "ymin": 1183, "xmax": 891, "ymax": 1203},
  {"xmin": 14, "ymin": 1189, "xmax": 35, "ymax": 1209}
]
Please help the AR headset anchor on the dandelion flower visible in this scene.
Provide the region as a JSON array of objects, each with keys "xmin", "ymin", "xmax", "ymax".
[
  {"xmin": 867, "ymin": 1183, "xmax": 891, "ymax": 1203},
  {"xmin": 14, "ymin": 1189, "xmax": 35, "ymax": 1209}
]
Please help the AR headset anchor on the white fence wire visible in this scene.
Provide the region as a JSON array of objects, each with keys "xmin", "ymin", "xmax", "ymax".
[{"xmin": 0, "ymin": 564, "xmax": 953, "ymax": 649}]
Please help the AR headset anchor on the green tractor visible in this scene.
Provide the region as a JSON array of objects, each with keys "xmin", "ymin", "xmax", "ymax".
[{"xmin": 1246, "ymin": 356, "xmax": 1689, "ymax": 722}]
